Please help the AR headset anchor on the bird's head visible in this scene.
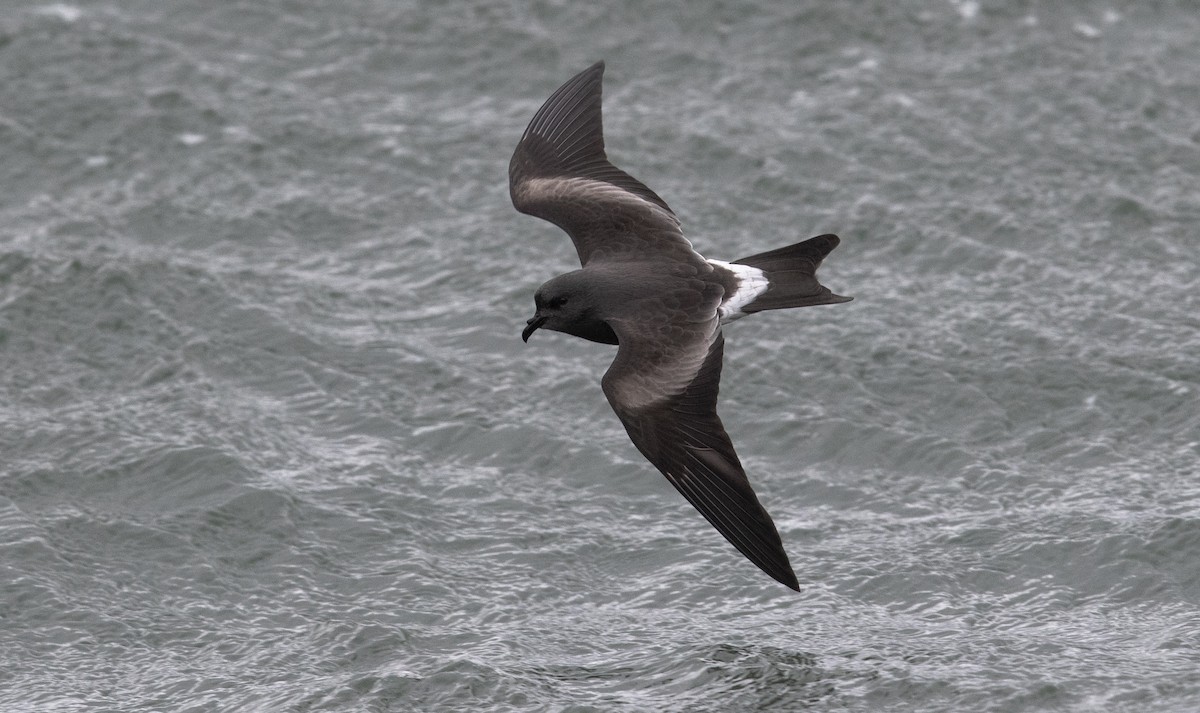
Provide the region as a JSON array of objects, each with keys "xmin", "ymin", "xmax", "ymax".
[{"xmin": 522, "ymin": 272, "xmax": 618, "ymax": 345}]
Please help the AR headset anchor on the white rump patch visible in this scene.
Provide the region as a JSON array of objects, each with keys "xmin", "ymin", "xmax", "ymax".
[{"xmin": 708, "ymin": 260, "xmax": 768, "ymax": 323}]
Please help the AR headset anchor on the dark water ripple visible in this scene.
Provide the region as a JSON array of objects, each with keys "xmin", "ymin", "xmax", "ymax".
[{"xmin": 3, "ymin": 1, "xmax": 1200, "ymax": 711}]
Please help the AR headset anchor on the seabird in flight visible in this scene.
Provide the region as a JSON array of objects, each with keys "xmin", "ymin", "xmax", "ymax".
[{"xmin": 511, "ymin": 62, "xmax": 851, "ymax": 591}]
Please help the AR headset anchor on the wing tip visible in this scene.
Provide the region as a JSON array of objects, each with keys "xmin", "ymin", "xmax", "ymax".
[
  {"xmin": 779, "ymin": 570, "xmax": 802, "ymax": 592},
  {"xmin": 761, "ymin": 550, "xmax": 801, "ymax": 591}
]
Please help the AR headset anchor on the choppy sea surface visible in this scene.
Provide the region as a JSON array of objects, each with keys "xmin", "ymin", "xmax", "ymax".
[{"xmin": 2, "ymin": 1, "xmax": 1199, "ymax": 710}]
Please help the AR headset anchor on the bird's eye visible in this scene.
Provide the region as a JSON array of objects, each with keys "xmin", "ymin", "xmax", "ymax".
[{"xmin": 550, "ymin": 296, "xmax": 569, "ymax": 308}]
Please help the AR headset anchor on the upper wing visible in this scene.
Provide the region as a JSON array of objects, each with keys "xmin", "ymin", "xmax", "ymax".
[
  {"xmin": 509, "ymin": 62, "xmax": 702, "ymax": 267},
  {"xmin": 601, "ymin": 315, "xmax": 800, "ymax": 591}
]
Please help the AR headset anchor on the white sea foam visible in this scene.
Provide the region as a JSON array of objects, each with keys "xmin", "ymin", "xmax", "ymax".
[{"xmin": 33, "ymin": 4, "xmax": 81, "ymax": 22}]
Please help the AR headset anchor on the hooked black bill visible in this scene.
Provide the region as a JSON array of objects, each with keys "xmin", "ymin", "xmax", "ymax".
[{"xmin": 522, "ymin": 315, "xmax": 547, "ymax": 342}]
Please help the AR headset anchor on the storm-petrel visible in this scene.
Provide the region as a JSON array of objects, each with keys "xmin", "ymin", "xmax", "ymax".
[{"xmin": 511, "ymin": 62, "xmax": 851, "ymax": 591}]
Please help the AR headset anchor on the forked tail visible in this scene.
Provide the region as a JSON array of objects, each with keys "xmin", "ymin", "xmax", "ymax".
[{"xmin": 732, "ymin": 234, "xmax": 852, "ymax": 313}]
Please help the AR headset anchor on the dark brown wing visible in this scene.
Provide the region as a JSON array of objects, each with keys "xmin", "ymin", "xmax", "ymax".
[
  {"xmin": 601, "ymin": 316, "xmax": 800, "ymax": 591},
  {"xmin": 509, "ymin": 62, "xmax": 703, "ymax": 267}
]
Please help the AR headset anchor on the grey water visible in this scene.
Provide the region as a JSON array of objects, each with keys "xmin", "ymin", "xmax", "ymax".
[{"xmin": 2, "ymin": 1, "xmax": 1199, "ymax": 710}]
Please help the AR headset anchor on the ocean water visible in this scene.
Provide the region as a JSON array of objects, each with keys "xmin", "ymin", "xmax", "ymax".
[{"xmin": 2, "ymin": 0, "xmax": 1199, "ymax": 710}]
